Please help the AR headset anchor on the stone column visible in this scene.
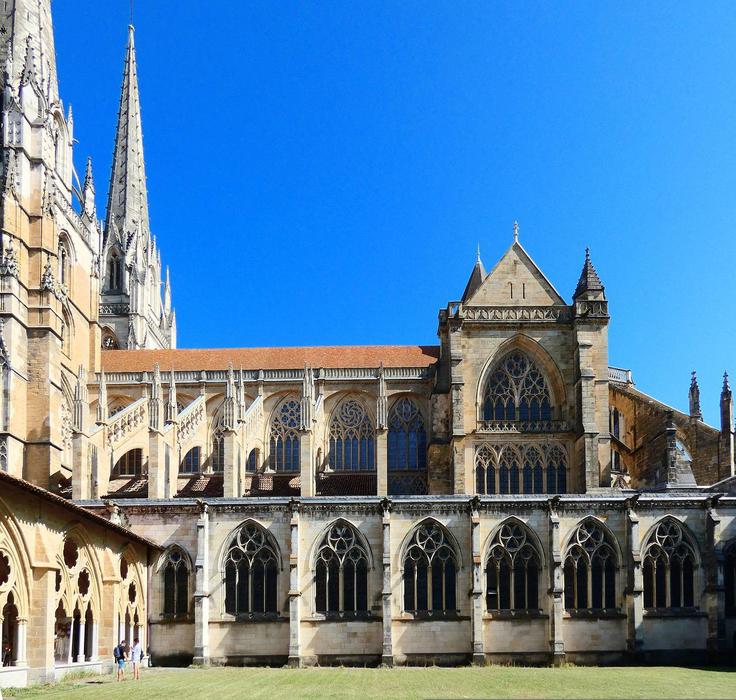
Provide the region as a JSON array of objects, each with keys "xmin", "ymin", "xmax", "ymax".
[
  {"xmin": 287, "ymin": 500, "xmax": 301, "ymax": 667},
  {"xmin": 380, "ymin": 498, "xmax": 393, "ymax": 666},
  {"xmin": 193, "ymin": 501, "xmax": 210, "ymax": 665},
  {"xmin": 223, "ymin": 431, "xmax": 239, "ymax": 497},
  {"xmin": 77, "ymin": 618, "xmax": 86, "ymax": 662},
  {"xmin": 548, "ymin": 500, "xmax": 565, "ymax": 665},
  {"xmin": 148, "ymin": 430, "xmax": 167, "ymax": 499},
  {"xmin": 706, "ymin": 500, "xmax": 726, "ymax": 651},
  {"xmin": 470, "ymin": 497, "xmax": 484, "ymax": 664},
  {"xmin": 14, "ymin": 618, "xmax": 27, "ymax": 665},
  {"xmin": 67, "ymin": 620, "xmax": 74, "ymax": 664},
  {"xmin": 299, "ymin": 431, "xmax": 314, "ymax": 497},
  {"xmin": 72, "ymin": 436, "xmax": 90, "ymax": 500},
  {"xmin": 90, "ymin": 622, "xmax": 99, "ymax": 662},
  {"xmin": 626, "ymin": 503, "xmax": 643, "ymax": 657},
  {"xmin": 376, "ymin": 430, "xmax": 388, "ymax": 497}
]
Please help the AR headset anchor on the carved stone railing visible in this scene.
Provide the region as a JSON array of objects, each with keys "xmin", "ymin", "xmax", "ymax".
[
  {"xmin": 608, "ymin": 366, "xmax": 634, "ymax": 384},
  {"xmin": 107, "ymin": 397, "xmax": 148, "ymax": 447},
  {"xmin": 440, "ymin": 302, "xmax": 572, "ymax": 324},
  {"xmin": 177, "ymin": 395, "xmax": 206, "ymax": 445},
  {"xmin": 241, "ymin": 395, "xmax": 264, "ymax": 444},
  {"xmin": 100, "ymin": 303, "xmax": 130, "ymax": 315},
  {"xmin": 477, "ymin": 419, "xmax": 569, "ymax": 434}
]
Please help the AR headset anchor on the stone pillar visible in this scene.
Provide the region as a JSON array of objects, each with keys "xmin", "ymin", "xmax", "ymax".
[
  {"xmin": 626, "ymin": 503, "xmax": 643, "ymax": 657},
  {"xmin": 376, "ymin": 430, "xmax": 388, "ymax": 496},
  {"xmin": 706, "ymin": 501, "xmax": 726, "ymax": 651},
  {"xmin": 15, "ymin": 618, "xmax": 27, "ymax": 665},
  {"xmin": 548, "ymin": 501, "xmax": 565, "ymax": 665},
  {"xmin": 148, "ymin": 430, "xmax": 166, "ymax": 499},
  {"xmin": 287, "ymin": 500, "xmax": 301, "ymax": 667},
  {"xmin": 380, "ymin": 498, "xmax": 393, "ymax": 666},
  {"xmin": 223, "ymin": 431, "xmax": 239, "ymax": 497},
  {"xmin": 67, "ymin": 620, "xmax": 74, "ymax": 664},
  {"xmin": 470, "ymin": 497, "xmax": 484, "ymax": 664},
  {"xmin": 72, "ymin": 435, "xmax": 90, "ymax": 500},
  {"xmin": 90, "ymin": 622, "xmax": 99, "ymax": 662},
  {"xmin": 299, "ymin": 431, "xmax": 314, "ymax": 497},
  {"xmin": 193, "ymin": 501, "xmax": 210, "ymax": 665},
  {"xmin": 77, "ymin": 618, "xmax": 86, "ymax": 662}
]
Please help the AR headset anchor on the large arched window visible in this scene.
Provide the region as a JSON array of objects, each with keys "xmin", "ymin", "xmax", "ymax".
[
  {"xmin": 563, "ymin": 519, "xmax": 617, "ymax": 611},
  {"xmin": 180, "ymin": 446, "xmax": 201, "ymax": 474},
  {"xmin": 162, "ymin": 547, "xmax": 189, "ymax": 617},
  {"xmin": 486, "ymin": 521, "xmax": 540, "ymax": 612},
  {"xmin": 388, "ymin": 398, "xmax": 427, "ymax": 495},
  {"xmin": 224, "ymin": 523, "xmax": 279, "ymax": 616},
  {"xmin": 315, "ymin": 521, "xmax": 369, "ymax": 615},
  {"xmin": 643, "ymin": 519, "xmax": 697, "ymax": 610},
  {"xmin": 114, "ymin": 449, "xmax": 142, "ymax": 477},
  {"xmin": 475, "ymin": 443, "xmax": 568, "ymax": 495},
  {"xmin": 269, "ymin": 399, "xmax": 300, "ymax": 472},
  {"xmin": 403, "ymin": 521, "xmax": 458, "ymax": 615},
  {"xmin": 482, "ymin": 351, "xmax": 553, "ymax": 425},
  {"xmin": 328, "ymin": 398, "xmax": 375, "ymax": 471},
  {"xmin": 725, "ymin": 540, "xmax": 736, "ymax": 617}
]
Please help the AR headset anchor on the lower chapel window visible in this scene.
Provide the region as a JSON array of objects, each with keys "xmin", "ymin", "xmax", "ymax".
[
  {"xmin": 162, "ymin": 548, "xmax": 189, "ymax": 617},
  {"xmin": 269, "ymin": 400, "xmax": 300, "ymax": 472},
  {"xmin": 486, "ymin": 522, "xmax": 540, "ymax": 612},
  {"xmin": 328, "ymin": 399, "xmax": 375, "ymax": 471},
  {"xmin": 564, "ymin": 520, "xmax": 617, "ymax": 612},
  {"xmin": 224, "ymin": 524, "xmax": 279, "ymax": 616},
  {"xmin": 403, "ymin": 522, "xmax": 457, "ymax": 615},
  {"xmin": 475, "ymin": 444, "xmax": 567, "ymax": 495},
  {"xmin": 643, "ymin": 519, "xmax": 697, "ymax": 610},
  {"xmin": 315, "ymin": 522, "xmax": 369, "ymax": 615}
]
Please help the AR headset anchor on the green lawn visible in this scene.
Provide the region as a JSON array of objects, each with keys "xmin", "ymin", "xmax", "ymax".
[{"xmin": 4, "ymin": 665, "xmax": 736, "ymax": 700}]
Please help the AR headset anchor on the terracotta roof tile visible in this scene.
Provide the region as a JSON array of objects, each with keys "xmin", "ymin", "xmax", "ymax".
[{"xmin": 101, "ymin": 345, "xmax": 440, "ymax": 373}]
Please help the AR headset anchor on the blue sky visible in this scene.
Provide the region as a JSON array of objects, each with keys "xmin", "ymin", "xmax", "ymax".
[{"xmin": 56, "ymin": 2, "xmax": 736, "ymax": 426}]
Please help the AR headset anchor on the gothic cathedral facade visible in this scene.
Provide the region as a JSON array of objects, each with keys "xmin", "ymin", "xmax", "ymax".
[{"xmin": 1, "ymin": 0, "xmax": 735, "ymax": 686}]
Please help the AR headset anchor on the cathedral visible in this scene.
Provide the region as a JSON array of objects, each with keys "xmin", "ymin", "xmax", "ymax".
[{"xmin": 0, "ymin": 0, "xmax": 735, "ymax": 688}]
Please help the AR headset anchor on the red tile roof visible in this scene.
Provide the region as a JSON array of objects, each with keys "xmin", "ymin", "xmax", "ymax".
[{"xmin": 101, "ymin": 345, "xmax": 440, "ymax": 372}]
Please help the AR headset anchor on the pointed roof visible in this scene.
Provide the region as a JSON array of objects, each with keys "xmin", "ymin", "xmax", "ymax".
[
  {"xmin": 105, "ymin": 25, "xmax": 149, "ymax": 239},
  {"xmin": 573, "ymin": 248, "xmax": 604, "ymax": 299},
  {"xmin": 461, "ymin": 249, "xmax": 486, "ymax": 302}
]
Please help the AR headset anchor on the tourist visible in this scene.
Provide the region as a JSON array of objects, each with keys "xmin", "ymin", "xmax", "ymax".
[
  {"xmin": 130, "ymin": 637, "xmax": 143, "ymax": 681},
  {"xmin": 113, "ymin": 639, "xmax": 127, "ymax": 681}
]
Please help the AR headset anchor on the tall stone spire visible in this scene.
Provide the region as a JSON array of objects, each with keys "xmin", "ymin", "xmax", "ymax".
[
  {"xmin": 461, "ymin": 249, "xmax": 487, "ymax": 303},
  {"xmin": 573, "ymin": 248, "xmax": 605, "ymax": 300},
  {"xmin": 105, "ymin": 25, "xmax": 150, "ymax": 240}
]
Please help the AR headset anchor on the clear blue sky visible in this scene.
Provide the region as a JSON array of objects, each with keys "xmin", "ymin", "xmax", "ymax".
[{"xmin": 56, "ymin": 2, "xmax": 736, "ymax": 426}]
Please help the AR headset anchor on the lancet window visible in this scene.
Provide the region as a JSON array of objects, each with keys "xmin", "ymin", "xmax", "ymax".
[
  {"xmin": 486, "ymin": 521, "xmax": 540, "ymax": 612},
  {"xmin": 328, "ymin": 398, "xmax": 375, "ymax": 471},
  {"xmin": 563, "ymin": 520, "xmax": 617, "ymax": 611},
  {"xmin": 402, "ymin": 521, "xmax": 458, "ymax": 615},
  {"xmin": 114, "ymin": 448, "xmax": 142, "ymax": 477},
  {"xmin": 725, "ymin": 541, "xmax": 736, "ymax": 617},
  {"xmin": 643, "ymin": 519, "xmax": 697, "ymax": 610},
  {"xmin": 482, "ymin": 351, "xmax": 552, "ymax": 425},
  {"xmin": 269, "ymin": 400, "xmax": 300, "ymax": 472},
  {"xmin": 108, "ymin": 252, "xmax": 122, "ymax": 292},
  {"xmin": 475, "ymin": 443, "xmax": 567, "ymax": 495},
  {"xmin": 224, "ymin": 523, "xmax": 279, "ymax": 616},
  {"xmin": 180, "ymin": 446, "xmax": 201, "ymax": 474},
  {"xmin": 315, "ymin": 522, "xmax": 370, "ymax": 615},
  {"xmin": 211, "ymin": 416, "xmax": 225, "ymax": 473},
  {"xmin": 162, "ymin": 547, "xmax": 189, "ymax": 617}
]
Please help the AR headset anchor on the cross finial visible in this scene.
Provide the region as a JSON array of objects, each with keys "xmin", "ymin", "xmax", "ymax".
[{"xmin": 513, "ymin": 221, "xmax": 519, "ymax": 242}]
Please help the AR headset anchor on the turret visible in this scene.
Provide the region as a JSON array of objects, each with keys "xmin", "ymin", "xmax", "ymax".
[
  {"xmin": 82, "ymin": 157, "xmax": 96, "ymax": 219},
  {"xmin": 721, "ymin": 372, "xmax": 734, "ymax": 478},
  {"xmin": 461, "ymin": 247, "xmax": 486, "ymax": 303},
  {"xmin": 689, "ymin": 371, "xmax": 703, "ymax": 421}
]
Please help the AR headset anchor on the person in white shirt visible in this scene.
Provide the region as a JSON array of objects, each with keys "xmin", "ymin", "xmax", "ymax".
[{"xmin": 130, "ymin": 637, "xmax": 143, "ymax": 681}]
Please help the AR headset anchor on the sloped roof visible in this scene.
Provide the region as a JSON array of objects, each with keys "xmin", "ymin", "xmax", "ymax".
[
  {"xmin": 101, "ymin": 345, "xmax": 440, "ymax": 372},
  {"xmin": 461, "ymin": 257, "xmax": 487, "ymax": 302},
  {"xmin": 573, "ymin": 248, "xmax": 604, "ymax": 299}
]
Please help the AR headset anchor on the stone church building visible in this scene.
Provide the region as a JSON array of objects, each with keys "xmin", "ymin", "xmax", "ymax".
[{"xmin": 1, "ymin": 0, "xmax": 735, "ymax": 687}]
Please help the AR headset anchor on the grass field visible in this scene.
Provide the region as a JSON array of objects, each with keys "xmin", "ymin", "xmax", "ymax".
[{"xmin": 3, "ymin": 665, "xmax": 736, "ymax": 700}]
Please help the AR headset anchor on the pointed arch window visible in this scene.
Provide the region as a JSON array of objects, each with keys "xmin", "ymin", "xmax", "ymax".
[
  {"xmin": 643, "ymin": 520, "xmax": 697, "ymax": 610},
  {"xmin": 328, "ymin": 398, "xmax": 375, "ymax": 471},
  {"xmin": 475, "ymin": 443, "xmax": 567, "ymax": 495},
  {"xmin": 58, "ymin": 239, "xmax": 70, "ymax": 288},
  {"xmin": 482, "ymin": 351, "xmax": 553, "ymax": 425},
  {"xmin": 180, "ymin": 447, "xmax": 201, "ymax": 474},
  {"xmin": 315, "ymin": 522, "xmax": 369, "ymax": 615},
  {"xmin": 725, "ymin": 541, "xmax": 736, "ymax": 617},
  {"xmin": 211, "ymin": 415, "xmax": 225, "ymax": 473},
  {"xmin": 564, "ymin": 520, "xmax": 617, "ymax": 611},
  {"xmin": 403, "ymin": 522, "xmax": 458, "ymax": 615},
  {"xmin": 108, "ymin": 252, "xmax": 122, "ymax": 292},
  {"xmin": 224, "ymin": 523, "xmax": 279, "ymax": 616},
  {"xmin": 388, "ymin": 398, "xmax": 427, "ymax": 471},
  {"xmin": 162, "ymin": 547, "xmax": 190, "ymax": 617},
  {"xmin": 269, "ymin": 400, "xmax": 300, "ymax": 472},
  {"xmin": 486, "ymin": 522, "xmax": 540, "ymax": 612},
  {"xmin": 114, "ymin": 448, "xmax": 142, "ymax": 477}
]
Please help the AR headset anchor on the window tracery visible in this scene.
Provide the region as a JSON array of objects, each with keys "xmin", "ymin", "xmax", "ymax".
[
  {"xmin": 180, "ymin": 446, "xmax": 201, "ymax": 474},
  {"xmin": 563, "ymin": 520, "xmax": 617, "ymax": 611},
  {"xmin": 107, "ymin": 252, "xmax": 122, "ymax": 292},
  {"xmin": 486, "ymin": 521, "xmax": 540, "ymax": 612},
  {"xmin": 162, "ymin": 547, "xmax": 189, "ymax": 617},
  {"xmin": 114, "ymin": 448, "xmax": 142, "ymax": 477},
  {"xmin": 482, "ymin": 352, "xmax": 552, "ymax": 424},
  {"xmin": 269, "ymin": 400, "xmax": 300, "ymax": 472},
  {"xmin": 402, "ymin": 521, "xmax": 457, "ymax": 614},
  {"xmin": 211, "ymin": 414, "xmax": 225, "ymax": 473},
  {"xmin": 224, "ymin": 523, "xmax": 279, "ymax": 616},
  {"xmin": 475, "ymin": 443, "xmax": 567, "ymax": 495},
  {"xmin": 315, "ymin": 521, "xmax": 369, "ymax": 615},
  {"xmin": 328, "ymin": 398, "xmax": 375, "ymax": 471},
  {"xmin": 643, "ymin": 519, "xmax": 697, "ymax": 610}
]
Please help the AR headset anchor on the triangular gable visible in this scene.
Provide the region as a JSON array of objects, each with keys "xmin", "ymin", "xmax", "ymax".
[{"xmin": 464, "ymin": 241, "xmax": 566, "ymax": 306}]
